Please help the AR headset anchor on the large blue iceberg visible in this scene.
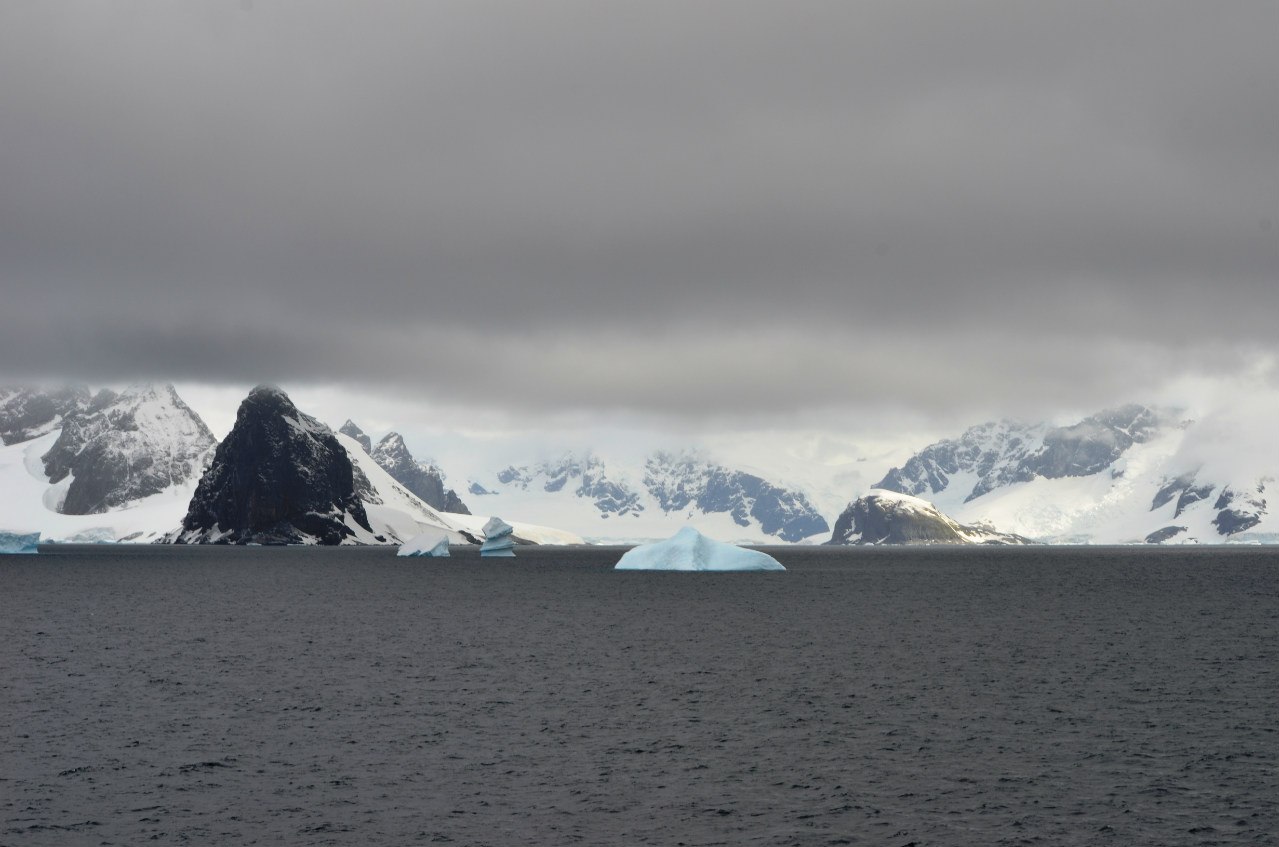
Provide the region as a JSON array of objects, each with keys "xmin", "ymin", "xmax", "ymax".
[
  {"xmin": 480, "ymin": 516, "xmax": 516, "ymax": 557},
  {"xmin": 397, "ymin": 530, "xmax": 451, "ymax": 557},
  {"xmin": 615, "ymin": 527, "xmax": 785, "ymax": 571},
  {"xmin": 0, "ymin": 531, "xmax": 41, "ymax": 555}
]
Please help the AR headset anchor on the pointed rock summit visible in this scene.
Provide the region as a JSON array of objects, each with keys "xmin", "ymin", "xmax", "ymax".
[
  {"xmin": 338, "ymin": 419, "xmax": 372, "ymax": 453},
  {"xmin": 371, "ymin": 432, "xmax": 470, "ymax": 514},
  {"xmin": 174, "ymin": 385, "xmax": 373, "ymax": 545}
]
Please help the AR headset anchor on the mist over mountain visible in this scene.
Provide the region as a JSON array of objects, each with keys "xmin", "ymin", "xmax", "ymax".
[{"xmin": 869, "ymin": 403, "xmax": 1278, "ymax": 544}]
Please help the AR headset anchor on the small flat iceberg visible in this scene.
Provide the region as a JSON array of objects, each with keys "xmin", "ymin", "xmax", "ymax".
[
  {"xmin": 480, "ymin": 516, "xmax": 516, "ymax": 557},
  {"xmin": 397, "ymin": 530, "xmax": 451, "ymax": 557},
  {"xmin": 615, "ymin": 527, "xmax": 784, "ymax": 571},
  {"xmin": 0, "ymin": 531, "xmax": 41, "ymax": 555}
]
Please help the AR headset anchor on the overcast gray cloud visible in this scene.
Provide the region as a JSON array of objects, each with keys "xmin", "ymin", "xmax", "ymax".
[{"xmin": 1, "ymin": 1, "xmax": 1275, "ymax": 421}]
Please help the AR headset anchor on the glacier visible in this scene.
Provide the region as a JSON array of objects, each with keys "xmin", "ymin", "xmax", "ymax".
[
  {"xmin": 480, "ymin": 516, "xmax": 516, "ymax": 557},
  {"xmin": 615, "ymin": 526, "xmax": 785, "ymax": 571},
  {"xmin": 397, "ymin": 530, "xmax": 451, "ymax": 557},
  {"xmin": 0, "ymin": 530, "xmax": 41, "ymax": 554}
]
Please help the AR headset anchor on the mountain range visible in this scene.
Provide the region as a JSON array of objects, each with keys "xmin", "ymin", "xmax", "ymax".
[
  {"xmin": 472, "ymin": 450, "xmax": 829, "ymax": 543},
  {"xmin": 0, "ymin": 384, "xmax": 576, "ymax": 545},
  {"xmin": 1, "ymin": 386, "xmax": 1275, "ymax": 545}
]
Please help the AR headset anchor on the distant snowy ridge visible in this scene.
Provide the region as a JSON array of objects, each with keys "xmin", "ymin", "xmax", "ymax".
[{"xmin": 477, "ymin": 449, "xmax": 827, "ymax": 543}]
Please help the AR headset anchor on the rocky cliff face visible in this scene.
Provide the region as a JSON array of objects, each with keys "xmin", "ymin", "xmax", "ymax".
[
  {"xmin": 175, "ymin": 386, "xmax": 373, "ymax": 545},
  {"xmin": 369, "ymin": 432, "xmax": 470, "ymax": 515},
  {"xmin": 829, "ymin": 490, "xmax": 1030, "ymax": 545},
  {"xmin": 41, "ymin": 384, "xmax": 216, "ymax": 514}
]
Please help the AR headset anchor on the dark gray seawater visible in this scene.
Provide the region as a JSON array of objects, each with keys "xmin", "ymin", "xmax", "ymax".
[{"xmin": 2, "ymin": 545, "xmax": 1276, "ymax": 846}]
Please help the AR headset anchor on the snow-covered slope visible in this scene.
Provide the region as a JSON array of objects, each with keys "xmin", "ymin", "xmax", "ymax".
[
  {"xmin": 336, "ymin": 433, "xmax": 582, "ymax": 545},
  {"xmin": 0, "ymin": 384, "xmax": 216, "ymax": 542},
  {"xmin": 0, "ymin": 430, "xmax": 201, "ymax": 543}
]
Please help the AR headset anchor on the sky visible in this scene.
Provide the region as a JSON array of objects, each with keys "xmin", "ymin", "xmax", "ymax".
[{"xmin": 2, "ymin": 1, "xmax": 1276, "ymax": 444}]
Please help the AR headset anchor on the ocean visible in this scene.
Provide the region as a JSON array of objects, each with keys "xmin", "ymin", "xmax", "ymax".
[{"xmin": 2, "ymin": 545, "xmax": 1276, "ymax": 845}]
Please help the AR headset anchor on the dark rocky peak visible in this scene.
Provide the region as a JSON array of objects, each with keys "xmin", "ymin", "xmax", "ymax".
[
  {"xmin": 0, "ymin": 384, "xmax": 92, "ymax": 445},
  {"xmin": 40, "ymin": 383, "xmax": 216, "ymax": 515},
  {"xmin": 371, "ymin": 432, "xmax": 470, "ymax": 515},
  {"xmin": 176, "ymin": 385, "xmax": 372, "ymax": 544},
  {"xmin": 338, "ymin": 419, "xmax": 372, "ymax": 453}
]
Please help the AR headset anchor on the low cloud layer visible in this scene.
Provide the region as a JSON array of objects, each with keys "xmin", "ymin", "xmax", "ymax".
[{"xmin": 2, "ymin": 2, "xmax": 1275, "ymax": 422}]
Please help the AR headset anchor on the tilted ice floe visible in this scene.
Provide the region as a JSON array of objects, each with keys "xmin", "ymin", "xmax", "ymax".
[
  {"xmin": 480, "ymin": 516, "xmax": 516, "ymax": 557},
  {"xmin": 614, "ymin": 526, "xmax": 784, "ymax": 571},
  {"xmin": 0, "ymin": 530, "xmax": 40, "ymax": 554},
  {"xmin": 397, "ymin": 530, "xmax": 451, "ymax": 557}
]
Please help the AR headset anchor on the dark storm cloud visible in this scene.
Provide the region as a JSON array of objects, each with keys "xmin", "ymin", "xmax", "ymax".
[{"xmin": 1, "ymin": 1, "xmax": 1275, "ymax": 417}]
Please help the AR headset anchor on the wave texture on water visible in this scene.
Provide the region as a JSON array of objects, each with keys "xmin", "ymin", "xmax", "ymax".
[{"xmin": 2, "ymin": 545, "xmax": 1277, "ymax": 845}]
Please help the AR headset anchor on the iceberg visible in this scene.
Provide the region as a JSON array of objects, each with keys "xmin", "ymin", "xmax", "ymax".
[
  {"xmin": 615, "ymin": 527, "xmax": 785, "ymax": 571},
  {"xmin": 397, "ymin": 530, "xmax": 451, "ymax": 557},
  {"xmin": 0, "ymin": 531, "xmax": 41, "ymax": 555},
  {"xmin": 480, "ymin": 516, "xmax": 516, "ymax": 557}
]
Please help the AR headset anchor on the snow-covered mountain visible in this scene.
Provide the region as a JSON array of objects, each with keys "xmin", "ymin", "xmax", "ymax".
[
  {"xmin": 0, "ymin": 384, "xmax": 217, "ymax": 542},
  {"xmin": 468, "ymin": 449, "xmax": 828, "ymax": 542},
  {"xmin": 870, "ymin": 404, "xmax": 1277, "ymax": 544},
  {"xmin": 830, "ymin": 490, "xmax": 1031, "ymax": 545},
  {"xmin": 42, "ymin": 384, "xmax": 217, "ymax": 515}
]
